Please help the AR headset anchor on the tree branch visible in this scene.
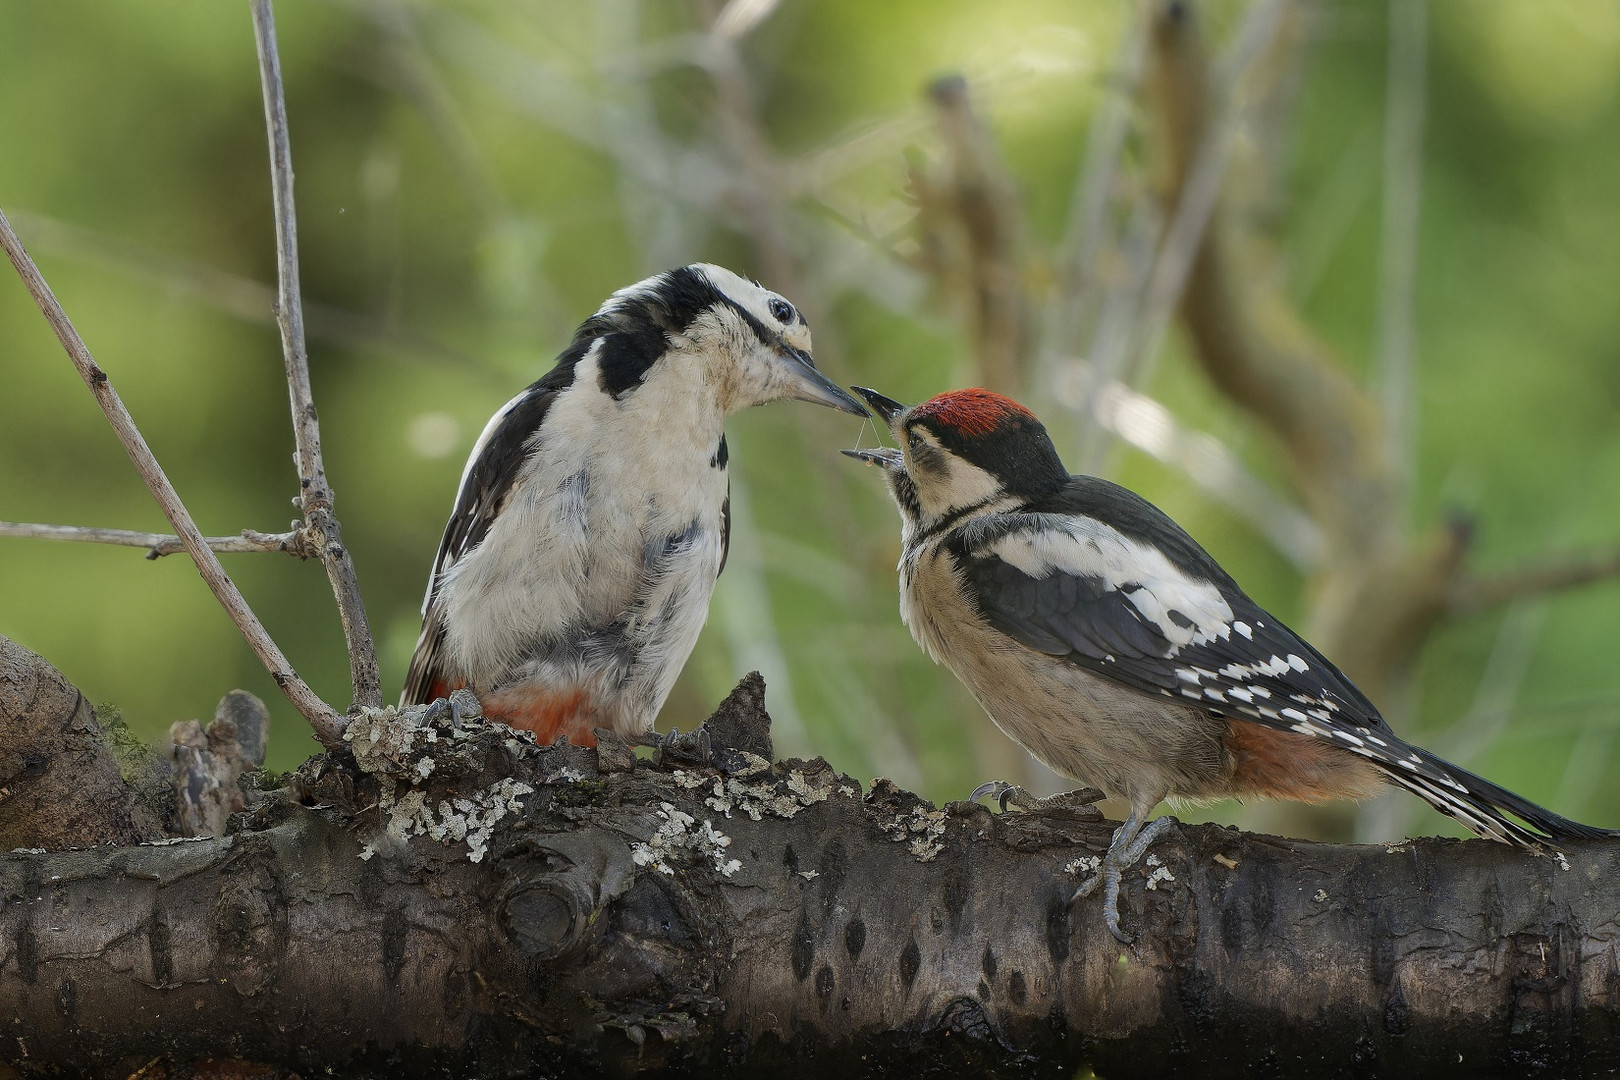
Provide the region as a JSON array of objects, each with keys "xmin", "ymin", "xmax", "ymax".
[
  {"xmin": 0, "ymin": 521, "xmax": 311, "ymax": 560},
  {"xmin": 1124, "ymin": 0, "xmax": 1290, "ymax": 393},
  {"xmin": 0, "ymin": 207, "xmax": 346, "ymax": 748},
  {"xmin": 3, "ymin": 662, "xmax": 1617, "ymax": 1076},
  {"xmin": 251, "ymin": 0, "xmax": 382, "ymax": 712},
  {"xmin": 910, "ymin": 74, "xmax": 1029, "ymax": 394},
  {"xmin": 1141, "ymin": 0, "xmax": 1439, "ymax": 707},
  {"xmin": 0, "ymin": 634, "xmax": 169, "ymax": 849},
  {"xmin": 1453, "ymin": 545, "xmax": 1620, "ymax": 615}
]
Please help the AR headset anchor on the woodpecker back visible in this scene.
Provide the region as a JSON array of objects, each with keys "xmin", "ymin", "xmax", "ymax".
[{"xmin": 403, "ymin": 265, "xmax": 864, "ymax": 744}]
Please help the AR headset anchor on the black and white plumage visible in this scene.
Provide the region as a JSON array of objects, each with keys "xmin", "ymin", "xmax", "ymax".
[
  {"xmin": 402, "ymin": 264, "xmax": 865, "ymax": 745},
  {"xmin": 845, "ymin": 386, "xmax": 1613, "ymax": 941}
]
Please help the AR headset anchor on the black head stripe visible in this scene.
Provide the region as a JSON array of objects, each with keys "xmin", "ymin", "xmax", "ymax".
[
  {"xmin": 566, "ymin": 266, "xmax": 735, "ymax": 398},
  {"xmin": 717, "ymin": 294, "xmax": 785, "ymax": 357},
  {"xmin": 596, "ymin": 324, "xmax": 669, "ymax": 398}
]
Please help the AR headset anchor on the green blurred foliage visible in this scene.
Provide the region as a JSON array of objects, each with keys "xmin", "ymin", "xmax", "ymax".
[{"xmin": 1, "ymin": 0, "xmax": 1616, "ymax": 841}]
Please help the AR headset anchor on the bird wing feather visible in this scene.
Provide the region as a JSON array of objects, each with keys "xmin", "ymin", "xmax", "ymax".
[
  {"xmin": 400, "ymin": 376, "xmax": 567, "ymax": 706},
  {"xmin": 946, "ymin": 512, "xmax": 1383, "ymax": 731},
  {"xmin": 946, "ymin": 512, "xmax": 1612, "ymax": 847}
]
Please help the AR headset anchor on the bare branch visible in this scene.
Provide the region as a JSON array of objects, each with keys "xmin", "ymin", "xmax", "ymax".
[
  {"xmin": 1050, "ymin": 364, "xmax": 1324, "ymax": 568},
  {"xmin": 5, "ymin": 208, "xmax": 473, "ymax": 369},
  {"xmin": 0, "ymin": 521, "xmax": 310, "ymax": 560},
  {"xmin": 1038, "ymin": 10, "xmax": 1149, "ymax": 393},
  {"xmin": 5, "ymin": 669, "xmax": 1619, "ymax": 1076},
  {"xmin": 1121, "ymin": 0, "xmax": 1290, "ymax": 393},
  {"xmin": 0, "ymin": 206, "xmax": 345, "ymax": 747},
  {"xmin": 1374, "ymin": 0, "xmax": 1428, "ymax": 500},
  {"xmin": 1453, "ymin": 546, "xmax": 1620, "ymax": 614},
  {"xmin": 251, "ymin": 0, "xmax": 382, "ymax": 711}
]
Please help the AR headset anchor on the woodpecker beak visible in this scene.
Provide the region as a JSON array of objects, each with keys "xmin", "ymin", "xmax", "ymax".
[
  {"xmin": 778, "ymin": 348, "xmax": 869, "ymax": 415},
  {"xmin": 840, "ymin": 447, "xmax": 904, "ymax": 470},
  {"xmin": 843, "ymin": 387, "xmax": 909, "ymax": 470},
  {"xmin": 850, "ymin": 386, "xmax": 908, "ymax": 427}
]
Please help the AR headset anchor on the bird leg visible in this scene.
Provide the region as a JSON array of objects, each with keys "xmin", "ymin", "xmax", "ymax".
[{"xmin": 1070, "ymin": 806, "xmax": 1177, "ymax": 945}]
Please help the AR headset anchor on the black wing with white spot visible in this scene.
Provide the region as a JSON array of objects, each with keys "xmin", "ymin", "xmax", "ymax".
[
  {"xmin": 945, "ymin": 510, "xmax": 1385, "ymax": 733},
  {"xmin": 946, "ymin": 480, "xmax": 1614, "ymax": 849},
  {"xmin": 401, "ymin": 368, "xmax": 571, "ymax": 706}
]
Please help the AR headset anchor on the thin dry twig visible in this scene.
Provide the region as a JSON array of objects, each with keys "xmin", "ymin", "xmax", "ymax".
[
  {"xmin": 252, "ymin": 0, "xmax": 382, "ymax": 711},
  {"xmin": 1039, "ymin": 10, "xmax": 1148, "ymax": 389},
  {"xmin": 0, "ymin": 206, "xmax": 346, "ymax": 747},
  {"xmin": 5, "ymin": 208, "xmax": 472, "ymax": 369},
  {"xmin": 0, "ymin": 521, "xmax": 310, "ymax": 560}
]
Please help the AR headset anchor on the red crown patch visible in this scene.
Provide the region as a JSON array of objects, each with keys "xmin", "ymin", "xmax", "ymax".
[{"xmin": 910, "ymin": 388, "xmax": 1035, "ymax": 437}]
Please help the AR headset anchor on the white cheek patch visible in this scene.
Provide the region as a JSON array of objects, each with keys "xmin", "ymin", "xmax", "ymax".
[
  {"xmin": 987, "ymin": 516, "xmax": 1234, "ymax": 651},
  {"xmin": 913, "ymin": 455, "xmax": 1006, "ymax": 521}
]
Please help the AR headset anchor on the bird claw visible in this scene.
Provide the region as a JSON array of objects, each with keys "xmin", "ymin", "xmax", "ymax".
[
  {"xmin": 1067, "ymin": 814, "xmax": 1179, "ymax": 945},
  {"xmin": 419, "ymin": 689, "xmax": 483, "ymax": 731},
  {"xmin": 969, "ymin": 779, "xmax": 1025, "ymax": 812},
  {"xmin": 446, "ymin": 688, "xmax": 483, "ymax": 728},
  {"xmin": 971, "ymin": 780, "xmax": 1105, "ymax": 814}
]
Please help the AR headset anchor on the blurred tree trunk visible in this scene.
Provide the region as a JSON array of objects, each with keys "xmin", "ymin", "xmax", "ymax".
[{"xmin": 3, "ymin": 636, "xmax": 1618, "ymax": 1079}]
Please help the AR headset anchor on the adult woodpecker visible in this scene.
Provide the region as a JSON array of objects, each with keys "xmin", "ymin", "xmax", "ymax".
[
  {"xmin": 401, "ymin": 264, "xmax": 865, "ymax": 745},
  {"xmin": 845, "ymin": 386, "xmax": 1614, "ymax": 942}
]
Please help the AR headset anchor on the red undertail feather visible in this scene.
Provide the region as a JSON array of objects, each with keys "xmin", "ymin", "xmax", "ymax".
[
  {"xmin": 426, "ymin": 676, "xmax": 466, "ymax": 704},
  {"xmin": 479, "ymin": 685, "xmax": 600, "ymax": 748},
  {"xmin": 1224, "ymin": 723, "xmax": 1386, "ymax": 804}
]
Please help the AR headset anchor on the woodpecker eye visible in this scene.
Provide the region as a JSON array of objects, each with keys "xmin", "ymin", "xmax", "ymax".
[
  {"xmin": 907, "ymin": 430, "xmax": 924, "ymax": 451},
  {"xmin": 767, "ymin": 298, "xmax": 795, "ymax": 324}
]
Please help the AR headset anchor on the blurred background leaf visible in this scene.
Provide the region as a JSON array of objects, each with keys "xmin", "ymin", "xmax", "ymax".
[{"xmin": 1, "ymin": 0, "xmax": 1616, "ymax": 843}]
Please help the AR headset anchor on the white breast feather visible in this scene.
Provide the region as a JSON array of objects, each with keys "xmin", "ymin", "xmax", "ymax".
[{"xmin": 439, "ymin": 345, "xmax": 728, "ymax": 705}]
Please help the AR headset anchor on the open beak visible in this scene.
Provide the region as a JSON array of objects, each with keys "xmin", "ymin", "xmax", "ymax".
[
  {"xmin": 840, "ymin": 447, "xmax": 904, "ymax": 471},
  {"xmin": 842, "ymin": 387, "xmax": 910, "ymax": 471},
  {"xmin": 850, "ymin": 386, "xmax": 908, "ymax": 427},
  {"xmin": 779, "ymin": 348, "xmax": 869, "ymax": 415}
]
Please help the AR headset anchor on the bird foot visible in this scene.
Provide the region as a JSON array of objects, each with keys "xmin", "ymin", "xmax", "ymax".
[
  {"xmin": 1069, "ymin": 815, "xmax": 1179, "ymax": 945},
  {"xmin": 415, "ymin": 688, "xmax": 483, "ymax": 730},
  {"xmin": 636, "ymin": 725, "xmax": 712, "ymax": 768},
  {"xmin": 970, "ymin": 780, "xmax": 1105, "ymax": 814},
  {"xmin": 446, "ymin": 688, "xmax": 483, "ymax": 727}
]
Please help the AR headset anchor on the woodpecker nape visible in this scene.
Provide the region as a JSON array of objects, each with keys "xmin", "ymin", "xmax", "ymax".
[
  {"xmin": 402, "ymin": 264, "xmax": 865, "ymax": 746},
  {"xmin": 845, "ymin": 385, "xmax": 1616, "ymax": 943}
]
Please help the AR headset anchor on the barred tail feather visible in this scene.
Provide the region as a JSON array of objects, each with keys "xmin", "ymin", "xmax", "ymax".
[{"xmin": 1380, "ymin": 738, "xmax": 1615, "ymax": 852}]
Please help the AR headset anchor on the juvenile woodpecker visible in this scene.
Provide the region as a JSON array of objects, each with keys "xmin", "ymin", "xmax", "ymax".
[
  {"xmin": 845, "ymin": 386, "xmax": 1614, "ymax": 942},
  {"xmin": 402, "ymin": 264, "xmax": 865, "ymax": 745}
]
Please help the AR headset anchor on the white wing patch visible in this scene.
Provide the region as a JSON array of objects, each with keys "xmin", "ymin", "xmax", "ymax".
[{"xmin": 986, "ymin": 516, "xmax": 1235, "ymax": 651}]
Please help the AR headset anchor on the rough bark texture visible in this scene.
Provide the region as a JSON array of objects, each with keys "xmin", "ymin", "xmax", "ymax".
[
  {"xmin": 0, "ymin": 635, "xmax": 167, "ymax": 850},
  {"xmin": 3, "ymin": 644, "xmax": 1620, "ymax": 1078},
  {"xmin": 169, "ymin": 690, "xmax": 271, "ymax": 839}
]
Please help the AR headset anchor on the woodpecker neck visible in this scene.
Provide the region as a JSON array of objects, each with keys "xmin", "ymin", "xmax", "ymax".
[{"xmin": 899, "ymin": 490, "xmax": 1022, "ymax": 555}]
